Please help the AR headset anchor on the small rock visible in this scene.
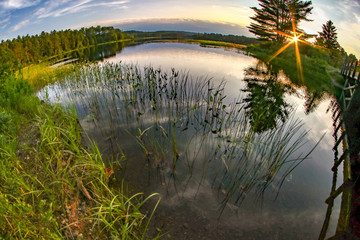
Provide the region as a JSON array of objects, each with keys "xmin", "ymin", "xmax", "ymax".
[
  {"xmin": 183, "ymin": 223, "xmax": 189, "ymax": 228},
  {"xmin": 156, "ymin": 227, "xmax": 161, "ymax": 232}
]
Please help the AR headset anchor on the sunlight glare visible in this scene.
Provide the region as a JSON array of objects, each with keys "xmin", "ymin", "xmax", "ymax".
[{"xmin": 267, "ymin": 16, "xmax": 312, "ymax": 83}]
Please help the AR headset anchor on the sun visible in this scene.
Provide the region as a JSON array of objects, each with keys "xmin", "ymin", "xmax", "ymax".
[{"xmin": 267, "ymin": 17, "xmax": 312, "ymax": 83}]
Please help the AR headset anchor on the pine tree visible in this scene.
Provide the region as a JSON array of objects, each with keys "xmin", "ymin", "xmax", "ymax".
[
  {"xmin": 315, "ymin": 20, "xmax": 340, "ymax": 50},
  {"xmin": 248, "ymin": 0, "xmax": 313, "ymax": 42}
]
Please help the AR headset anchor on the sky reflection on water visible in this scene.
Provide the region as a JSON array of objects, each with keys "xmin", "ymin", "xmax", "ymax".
[{"xmin": 39, "ymin": 42, "xmax": 340, "ymax": 239}]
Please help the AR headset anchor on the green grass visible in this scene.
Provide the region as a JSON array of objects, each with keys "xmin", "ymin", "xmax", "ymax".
[
  {"xmin": 181, "ymin": 39, "xmax": 246, "ymax": 49},
  {"xmin": 16, "ymin": 63, "xmax": 77, "ymax": 90},
  {"xmin": 245, "ymin": 42, "xmax": 344, "ymax": 92},
  {"xmin": 0, "ymin": 71, "xmax": 159, "ymax": 239}
]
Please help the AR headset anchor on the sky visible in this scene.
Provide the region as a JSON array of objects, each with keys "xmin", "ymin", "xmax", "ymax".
[{"xmin": 0, "ymin": 0, "xmax": 359, "ymax": 56}]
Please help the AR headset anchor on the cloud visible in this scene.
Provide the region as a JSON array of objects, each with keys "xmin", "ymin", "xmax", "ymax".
[
  {"xmin": 10, "ymin": 19, "xmax": 29, "ymax": 32},
  {"xmin": 0, "ymin": 0, "xmax": 40, "ymax": 9},
  {"xmin": 0, "ymin": 16, "xmax": 10, "ymax": 26},
  {"xmin": 34, "ymin": 0, "xmax": 128, "ymax": 19},
  {"xmin": 109, "ymin": 18, "xmax": 252, "ymax": 36}
]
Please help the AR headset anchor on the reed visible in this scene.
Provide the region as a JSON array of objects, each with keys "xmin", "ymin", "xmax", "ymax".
[
  {"xmin": 40, "ymin": 62, "xmax": 321, "ymax": 213},
  {"xmin": 0, "ymin": 75, "xmax": 158, "ymax": 238}
]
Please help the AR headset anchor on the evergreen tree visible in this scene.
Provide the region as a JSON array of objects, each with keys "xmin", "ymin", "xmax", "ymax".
[
  {"xmin": 315, "ymin": 20, "xmax": 340, "ymax": 50},
  {"xmin": 248, "ymin": 0, "xmax": 313, "ymax": 42}
]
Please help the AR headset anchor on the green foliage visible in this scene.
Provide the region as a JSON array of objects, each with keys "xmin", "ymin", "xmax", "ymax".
[
  {"xmin": 0, "ymin": 110, "xmax": 13, "ymax": 134},
  {"xmin": 0, "ymin": 67, "xmax": 157, "ymax": 238},
  {"xmin": 248, "ymin": 0, "xmax": 313, "ymax": 42},
  {"xmin": 0, "ymin": 97, "xmax": 157, "ymax": 239},
  {"xmin": 0, "ymin": 26, "xmax": 130, "ymax": 72},
  {"xmin": 0, "ymin": 50, "xmax": 13, "ymax": 79},
  {"xmin": 0, "ymin": 75, "xmax": 34, "ymax": 111},
  {"xmin": 193, "ymin": 33, "xmax": 259, "ymax": 45}
]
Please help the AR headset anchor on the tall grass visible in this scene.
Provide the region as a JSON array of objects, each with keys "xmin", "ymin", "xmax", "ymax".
[
  {"xmin": 0, "ymin": 75, "xmax": 159, "ymax": 239},
  {"xmin": 40, "ymin": 62, "xmax": 320, "ymax": 211},
  {"xmin": 16, "ymin": 62, "xmax": 77, "ymax": 89}
]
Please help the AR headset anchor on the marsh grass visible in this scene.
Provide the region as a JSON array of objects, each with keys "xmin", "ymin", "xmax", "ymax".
[
  {"xmin": 41, "ymin": 62, "xmax": 320, "ymax": 211},
  {"xmin": 0, "ymin": 74, "xmax": 159, "ymax": 239},
  {"xmin": 16, "ymin": 62, "xmax": 77, "ymax": 89}
]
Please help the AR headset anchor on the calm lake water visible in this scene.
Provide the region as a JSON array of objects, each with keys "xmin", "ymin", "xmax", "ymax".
[{"xmin": 40, "ymin": 42, "xmax": 342, "ymax": 239}]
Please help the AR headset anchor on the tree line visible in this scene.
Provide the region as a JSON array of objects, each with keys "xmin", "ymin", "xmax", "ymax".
[
  {"xmin": 125, "ymin": 31, "xmax": 259, "ymax": 45},
  {"xmin": 193, "ymin": 33, "xmax": 259, "ymax": 45},
  {"xmin": 0, "ymin": 26, "xmax": 130, "ymax": 76}
]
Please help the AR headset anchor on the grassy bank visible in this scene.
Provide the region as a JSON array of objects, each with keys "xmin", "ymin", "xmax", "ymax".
[
  {"xmin": 244, "ymin": 42, "xmax": 345, "ymax": 113},
  {"xmin": 17, "ymin": 63, "xmax": 76, "ymax": 89},
  {"xmin": 181, "ymin": 39, "xmax": 246, "ymax": 49},
  {"xmin": 0, "ymin": 73, "xmax": 159, "ymax": 239}
]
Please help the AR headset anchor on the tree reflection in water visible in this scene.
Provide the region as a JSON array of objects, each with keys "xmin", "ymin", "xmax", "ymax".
[{"xmin": 242, "ymin": 62, "xmax": 294, "ymax": 133}]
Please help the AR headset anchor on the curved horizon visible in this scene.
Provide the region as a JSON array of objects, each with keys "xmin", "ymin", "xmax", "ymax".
[{"xmin": 0, "ymin": 0, "xmax": 359, "ymax": 56}]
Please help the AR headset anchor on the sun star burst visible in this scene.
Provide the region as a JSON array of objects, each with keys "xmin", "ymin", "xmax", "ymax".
[{"xmin": 267, "ymin": 18, "xmax": 312, "ymax": 83}]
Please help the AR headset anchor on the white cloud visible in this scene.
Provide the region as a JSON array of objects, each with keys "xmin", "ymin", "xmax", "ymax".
[
  {"xmin": 34, "ymin": 0, "xmax": 70, "ymax": 17},
  {"xmin": 10, "ymin": 19, "xmax": 29, "ymax": 32},
  {"xmin": 0, "ymin": 0, "xmax": 40, "ymax": 9},
  {"xmin": 34, "ymin": 0, "xmax": 128, "ymax": 19},
  {"xmin": 0, "ymin": 16, "xmax": 10, "ymax": 25}
]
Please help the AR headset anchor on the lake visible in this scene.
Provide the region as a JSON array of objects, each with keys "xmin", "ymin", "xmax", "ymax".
[{"xmin": 39, "ymin": 41, "xmax": 342, "ymax": 239}]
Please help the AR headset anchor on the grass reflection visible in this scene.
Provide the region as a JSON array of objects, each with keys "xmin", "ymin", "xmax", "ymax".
[{"xmin": 40, "ymin": 62, "xmax": 320, "ymax": 213}]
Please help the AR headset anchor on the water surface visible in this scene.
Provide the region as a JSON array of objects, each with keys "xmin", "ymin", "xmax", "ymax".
[{"xmin": 40, "ymin": 42, "xmax": 341, "ymax": 239}]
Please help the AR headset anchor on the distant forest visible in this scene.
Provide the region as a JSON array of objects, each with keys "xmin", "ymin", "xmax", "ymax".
[
  {"xmin": 126, "ymin": 30, "xmax": 259, "ymax": 45},
  {"xmin": 0, "ymin": 27, "xmax": 259, "ymax": 77},
  {"xmin": 193, "ymin": 33, "xmax": 259, "ymax": 45},
  {"xmin": 0, "ymin": 26, "xmax": 130, "ymax": 75},
  {"xmin": 124, "ymin": 30, "xmax": 196, "ymax": 39}
]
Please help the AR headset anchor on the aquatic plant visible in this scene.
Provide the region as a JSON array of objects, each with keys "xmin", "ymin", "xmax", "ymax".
[{"xmin": 40, "ymin": 62, "xmax": 320, "ymax": 212}]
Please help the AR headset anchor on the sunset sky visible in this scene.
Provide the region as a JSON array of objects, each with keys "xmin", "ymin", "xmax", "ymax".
[{"xmin": 0, "ymin": 0, "xmax": 359, "ymax": 56}]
